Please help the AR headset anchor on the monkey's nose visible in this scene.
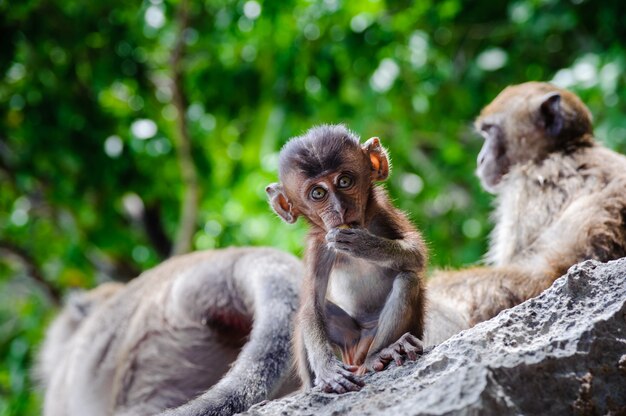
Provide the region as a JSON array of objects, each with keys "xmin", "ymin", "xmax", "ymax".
[{"xmin": 335, "ymin": 207, "xmax": 351, "ymax": 225}]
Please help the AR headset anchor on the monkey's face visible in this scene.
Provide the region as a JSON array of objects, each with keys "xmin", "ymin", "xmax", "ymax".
[
  {"xmin": 289, "ymin": 163, "xmax": 371, "ymax": 231},
  {"xmin": 474, "ymin": 111, "xmax": 540, "ymax": 193},
  {"xmin": 267, "ymin": 126, "xmax": 390, "ymax": 231},
  {"xmin": 474, "ymin": 82, "xmax": 593, "ymax": 194},
  {"xmin": 475, "ymin": 110, "xmax": 549, "ymax": 193},
  {"xmin": 475, "ymin": 117, "xmax": 510, "ymax": 194}
]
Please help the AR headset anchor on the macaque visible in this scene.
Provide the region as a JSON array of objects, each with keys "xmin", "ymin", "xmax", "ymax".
[
  {"xmin": 267, "ymin": 124, "xmax": 427, "ymax": 393},
  {"xmin": 426, "ymin": 82, "xmax": 626, "ymax": 344},
  {"xmin": 36, "ymin": 282, "xmax": 124, "ymax": 388},
  {"xmin": 36, "ymin": 247, "xmax": 303, "ymax": 416}
]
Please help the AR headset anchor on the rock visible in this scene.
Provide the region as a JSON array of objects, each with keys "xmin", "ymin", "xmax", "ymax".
[{"xmin": 242, "ymin": 259, "xmax": 626, "ymax": 416}]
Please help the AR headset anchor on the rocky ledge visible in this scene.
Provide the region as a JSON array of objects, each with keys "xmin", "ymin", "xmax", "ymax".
[{"xmin": 243, "ymin": 258, "xmax": 626, "ymax": 416}]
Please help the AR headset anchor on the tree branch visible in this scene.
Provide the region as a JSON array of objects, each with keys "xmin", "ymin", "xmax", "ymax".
[
  {"xmin": 0, "ymin": 241, "xmax": 62, "ymax": 306},
  {"xmin": 169, "ymin": 0, "xmax": 200, "ymax": 256},
  {"xmin": 143, "ymin": 202, "xmax": 173, "ymax": 259}
]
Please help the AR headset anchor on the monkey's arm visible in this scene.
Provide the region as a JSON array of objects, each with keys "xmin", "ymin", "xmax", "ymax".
[
  {"xmin": 429, "ymin": 180, "xmax": 626, "ymax": 332},
  {"xmin": 299, "ymin": 242, "xmax": 364, "ymax": 393},
  {"xmin": 428, "ymin": 206, "xmax": 625, "ymax": 334},
  {"xmin": 520, "ymin": 179, "xmax": 626, "ymax": 276},
  {"xmin": 325, "ymin": 227, "xmax": 426, "ymax": 271},
  {"xmin": 473, "ymin": 179, "xmax": 626, "ymax": 321}
]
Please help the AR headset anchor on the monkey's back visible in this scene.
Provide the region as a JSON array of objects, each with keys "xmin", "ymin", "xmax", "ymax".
[
  {"xmin": 41, "ymin": 247, "xmax": 302, "ymax": 416},
  {"xmin": 488, "ymin": 143, "xmax": 626, "ymax": 270}
]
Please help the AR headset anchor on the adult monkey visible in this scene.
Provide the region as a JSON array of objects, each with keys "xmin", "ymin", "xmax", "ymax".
[
  {"xmin": 36, "ymin": 247, "xmax": 303, "ymax": 416},
  {"xmin": 36, "ymin": 282, "xmax": 124, "ymax": 387},
  {"xmin": 425, "ymin": 82, "xmax": 626, "ymax": 344}
]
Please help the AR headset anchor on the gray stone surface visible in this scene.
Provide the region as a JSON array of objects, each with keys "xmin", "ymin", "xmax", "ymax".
[{"xmin": 242, "ymin": 259, "xmax": 626, "ymax": 416}]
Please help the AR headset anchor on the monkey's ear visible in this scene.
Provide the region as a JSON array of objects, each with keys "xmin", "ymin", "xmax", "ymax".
[
  {"xmin": 363, "ymin": 137, "xmax": 390, "ymax": 181},
  {"xmin": 539, "ymin": 92, "xmax": 563, "ymax": 137},
  {"xmin": 266, "ymin": 183, "xmax": 299, "ymax": 224}
]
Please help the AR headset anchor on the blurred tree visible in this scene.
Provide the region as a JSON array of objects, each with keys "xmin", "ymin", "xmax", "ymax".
[{"xmin": 1, "ymin": 0, "xmax": 625, "ymax": 414}]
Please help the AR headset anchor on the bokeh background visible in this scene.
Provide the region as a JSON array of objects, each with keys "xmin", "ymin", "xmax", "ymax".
[{"xmin": 1, "ymin": 0, "xmax": 625, "ymax": 413}]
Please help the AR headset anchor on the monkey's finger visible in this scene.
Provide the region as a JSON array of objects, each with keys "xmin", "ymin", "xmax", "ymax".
[
  {"xmin": 324, "ymin": 229, "xmax": 340, "ymax": 243},
  {"xmin": 332, "ymin": 233, "xmax": 359, "ymax": 243},
  {"xmin": 323, "ymin": 380, "xmax": 346, "ymax": 394},
  {"xmin": 404, "ymin": 341, "xmax": 424, "ymax": 361},
  {"xmin": 404, "ymin": 345, "xmax": 419, "ymax": 361},
  {"xmin": 339, "ymin": 369, "xmax": 365, "ymax": 386},
  {"xmin": 325, "ymin": 373, "xmax": 361, "ymax": 393},
  {"xmin": 331, "ymin": 380, "xmax": 349, "ymax": 394},
  {"xmin": 343, "ymin": 364, "xmax": 360, "ymax": 373},
  {"xmin": 393, "ymin": 333, "xmax": 423, "ymax": 361},
  {"xmin": 371, "ymin": 359, "xmax": 386, "ymax": 372},
  {"xmin": 377, "ymin": 349, "xmax": 395, "ymax": 363},
  {"xmin": 330, "ymin": 241, "xmax": 350, "ymax": 248},
  {"xmin": 402, "ymin": 334, "xmax": 424, "ymax": 351},
  {"xmin": 392, "ymin": 350, "xmax": 405, "ymax": 366},
  {"xmin": 330, "ymin": 243, "xmax": 354, "ymax": 253},
  {"xmin": 336, "ymin": 375, "xmax": 363, "ymax": 392}
]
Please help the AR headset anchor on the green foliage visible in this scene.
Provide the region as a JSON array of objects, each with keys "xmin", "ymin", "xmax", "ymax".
[{"xmin": 1, "ymin": 0, "xmax": 625, "ymax": 413}]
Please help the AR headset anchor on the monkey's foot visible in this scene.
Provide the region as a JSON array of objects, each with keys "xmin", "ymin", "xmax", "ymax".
[
  {"xmin": 360, "ymin": 332, "xmax": 424, "ymax": 374},
  {"xmin": 315, "ymin": 362, "xmax": 364, "ymax": 394}
]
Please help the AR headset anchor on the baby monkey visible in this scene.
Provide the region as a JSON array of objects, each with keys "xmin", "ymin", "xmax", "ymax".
[{"xmin": 267, "ymin": 124, "xmax": 427, "ymax": 393}]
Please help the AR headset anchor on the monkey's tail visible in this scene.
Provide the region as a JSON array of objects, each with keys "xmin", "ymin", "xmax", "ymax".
[{"xmin": 159, "ymin": 249, "xmax": 301, "ymax": 416}]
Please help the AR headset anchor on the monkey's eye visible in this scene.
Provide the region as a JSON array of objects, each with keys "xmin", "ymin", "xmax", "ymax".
[
  {"xmin": 480, "ymin": 123, "xmax": 496, "ymax": 136},
  {"xmin": 310, "ymin": 186, "xmax": 327, "ymax": 201},
  {"xmin": 337, "ymin": 175, "xmax": 353, "ymax": 189}
]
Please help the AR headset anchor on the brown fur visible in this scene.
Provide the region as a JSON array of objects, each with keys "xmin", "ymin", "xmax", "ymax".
[
  {"xmin": 427, "ymin": 82, "xmax": 626, "ymax": 340},
  {"xmin": 267, "ymin": 125, "xmax": 427, "ymax": 393}
]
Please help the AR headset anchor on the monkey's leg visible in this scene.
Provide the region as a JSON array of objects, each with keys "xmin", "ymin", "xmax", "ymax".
[
  {"xmin": 300, "ymin": 300, "xmax": 363, "ymax": 394},
  {"xmin": 294, "ymin": 320, "xmax": 314, "ymax": 388},
  {"xmin": 352, "ymin": 326, "xmax": 376, "ymax": 367},
  {"xmin": 357, "ymin": 273, "xmax": 423, "ymax": 374},
  {"xmin": 325, "ymin": 301, "xmax": 362, "ymax": 366}
]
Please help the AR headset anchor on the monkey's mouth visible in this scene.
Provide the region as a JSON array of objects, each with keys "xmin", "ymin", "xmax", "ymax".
[
  {"xmin": 324, "ymin": 219, "xmax": 361, "ymax": 231},
  {"xmin": 336, "ymin": 221, "xmax": 360, "ymax": 229}
]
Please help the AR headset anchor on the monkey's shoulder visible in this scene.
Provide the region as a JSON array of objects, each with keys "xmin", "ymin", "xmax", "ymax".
[
  {"xmin": 368, "ymin": 210, "xmax": 417, "ymax": 239},
  {"xmin": 506, "ymin": 146, "xmax": 625, "ymax": 194}
]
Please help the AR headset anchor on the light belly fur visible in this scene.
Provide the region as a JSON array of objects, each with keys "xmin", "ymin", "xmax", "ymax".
[{"xmin": 326, "ymin": 257, "xmax": 391, "ymax": 318}]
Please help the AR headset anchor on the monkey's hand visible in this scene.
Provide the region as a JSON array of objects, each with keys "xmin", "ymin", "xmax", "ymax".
[
  {"xmin": 357, "ymin": 332, "xmax": 423, "ymax": 375},
  {"xmin": 325, "ymin": 227, "xmax": 380, "ymax": 258},
  {"xmin": 314, "ymin": 361, "xmax": 364, "ymax": 394},
  {"xmin": 326, "ymin": 227, "xmax": 424, "ymax": 271}
]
